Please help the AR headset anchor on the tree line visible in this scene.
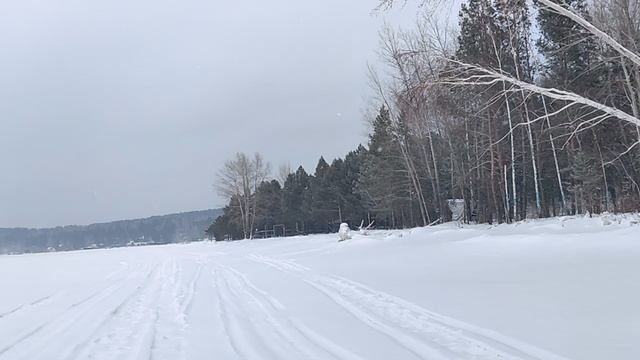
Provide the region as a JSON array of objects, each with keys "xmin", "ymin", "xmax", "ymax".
[
  {"xmin": 209, "ymin": 0, "xmax": 640, "ymax": 240},
  {"xmin": 1, "ymin": 209, "xmax": 222, "ymax": 254}
]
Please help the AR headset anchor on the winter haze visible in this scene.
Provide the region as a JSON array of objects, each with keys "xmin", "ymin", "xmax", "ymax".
[{"xmin": 0, "ymin": 0, "xmax": 457, "ymax": 228}]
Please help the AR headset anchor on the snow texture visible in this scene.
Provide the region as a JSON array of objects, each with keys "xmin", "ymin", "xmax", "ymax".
[{"xmin": 1, "ymin": 214, "xmax": 639, "ymax": 360}]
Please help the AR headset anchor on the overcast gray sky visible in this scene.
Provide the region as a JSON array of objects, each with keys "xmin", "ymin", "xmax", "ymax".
[{"xmin": 0, "ymin": 0, "xmax": 459, "ymax": 228}]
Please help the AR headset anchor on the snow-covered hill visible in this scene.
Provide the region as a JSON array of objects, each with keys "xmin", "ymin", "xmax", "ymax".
[
  {"xmin": 0, "ymin": 209, "xmax": 222, "ymax": 254},
  {"xmin": 1, "ymin": 214, "xmax": 638, "ymax": 360}
]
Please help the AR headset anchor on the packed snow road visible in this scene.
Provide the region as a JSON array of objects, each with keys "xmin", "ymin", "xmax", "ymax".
[{"xmin": 1, "ymin": 215, "xmax": 639, "ymax": 360}]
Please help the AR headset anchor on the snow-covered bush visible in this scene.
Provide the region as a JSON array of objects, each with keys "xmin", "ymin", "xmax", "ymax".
[{"xmin": 338, "ymin": 223, "xmax": 352, "ymax": 241}]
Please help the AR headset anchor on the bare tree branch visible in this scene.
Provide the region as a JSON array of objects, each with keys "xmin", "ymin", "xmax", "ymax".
[
  {"xmin": 538, "ymin": 0, "xmax": 640, "ymax": 67},
  {"xmin": 442, "ymin": 60, "xmax": 640, "ymax": 128}
]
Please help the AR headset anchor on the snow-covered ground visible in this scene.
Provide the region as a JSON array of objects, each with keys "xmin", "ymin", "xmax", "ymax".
[{"xmin": 1, "ymin": 215, "xmax": 639, "ymax": 360}]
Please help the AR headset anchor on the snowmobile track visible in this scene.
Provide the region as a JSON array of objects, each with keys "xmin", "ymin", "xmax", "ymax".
[
  {"xmin": 248, "ymin": 254, "xmax": 570, "ymax": 360},
  {"xmin": 212, "ymin": 264, "xmax": 364, "ymax": 360},
  {"xmin": 0, "ymin": 267, "xmax": 151, "ymax": 358}
]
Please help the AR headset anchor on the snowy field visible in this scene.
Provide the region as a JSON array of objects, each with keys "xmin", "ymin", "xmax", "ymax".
[{"xmin": 1, "ymin": 215, "xmax": 639, "ymax": 360}]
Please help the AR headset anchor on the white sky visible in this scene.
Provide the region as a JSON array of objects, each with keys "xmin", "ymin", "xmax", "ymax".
[{"xmin": 0, "ymin": 0, "xmax": 460, "ymax": 228}]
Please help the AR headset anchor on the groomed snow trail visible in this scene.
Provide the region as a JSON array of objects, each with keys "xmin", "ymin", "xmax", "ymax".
[{"xmin": 1, "ymin": 216, "xmax": 639, "ymax": 359}]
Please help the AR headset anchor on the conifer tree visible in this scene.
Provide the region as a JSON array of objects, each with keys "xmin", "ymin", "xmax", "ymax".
[
  {"xmin": 281, "ymin": 166, "xmax": 313, "ymax": 233},
  {"xmin": 359, "ymin": 106, "xmax": 413, "ymax": 227}
]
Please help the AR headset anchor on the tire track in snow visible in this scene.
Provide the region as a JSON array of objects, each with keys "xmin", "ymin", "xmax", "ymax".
[
  {"xmin": 223, "ymin": 264, "xmax": 364, "ymax": 360},
  {"xmin": 213, "ymin": 266, "xmax": 277, "ymax": 360},
  {"xmin": 212, "ymin": 264, "xmax": 364, "ymax": 360},
  {"xmin": 67, "ymin": 259, "xmax": 188, "ymax": 360},
  {"xmin": 209, "ymin": 266, "xmax": 245, "ymax": 360},
  {"xmin": 147, "ymin": 259, "xmax": 187, "ymax": 360},
  {"xmin": 7, "ymin": 266, "xmax": 156, "ymax": 360},
  {"xmin": 178, "ymin": 263, "xmax": 203, "ymax": 317},
  {"xmin": 64, "ymin": 265, "xmax": 163, "ymax": 360},
  {"xmin": 248, "ymin": 256, "xmax": 449, "ymax": 360},
  {"xmin": 0, "ymin": 268, "xmax": 149, "ymax": 358},
  {"xmin": 248, "ymin": 254, "xmax": 572, "ymax": 360}
]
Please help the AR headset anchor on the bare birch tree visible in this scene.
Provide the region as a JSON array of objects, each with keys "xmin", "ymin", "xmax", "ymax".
[{"xmin": 216, "ymin": 152, "xmax": 270, "ymax": 239}]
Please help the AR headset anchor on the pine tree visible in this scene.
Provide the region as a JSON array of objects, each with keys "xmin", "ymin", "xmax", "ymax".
[
  {"xmin": 358, "ymin": 106, "xmax": 412, "ymax": 228},
  {"xmin": 254, "ymin": 180, "xmax": 283, "ymax": 232},
  {"xmin": 310, "ymin": 157, "xmax": 341, "ymax": 232},
  {"xmin": 457, "ymin": 0, "xmax": 501, "ymax": 67},
  {"xmin": 535, "ymin": 0, "xmax": 595, "ymax": 91},
  {"xmin": 342, "ymin": 146, "xmax": 369, "ymax": 225},
  {"xmin": 281, "ymin": 166, "xmax": 313, "ymax": 234}
]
